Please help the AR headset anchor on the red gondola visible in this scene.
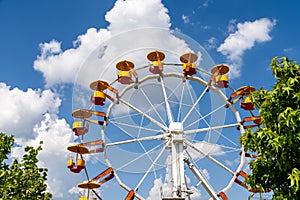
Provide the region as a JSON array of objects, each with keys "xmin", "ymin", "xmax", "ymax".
[
  {"xmin": 180, "ymin": 52, "xmax": 198, "ymax": 77},
  {"xmin": 210, "ymin": 64, "xmax": 229, "ymax": 88},
  {"xmin": 147, "ymin": 50, "xmax": 165, "ymax": 74},
  {"xmin": 116, "ymin": 60, "xmax": 138, "ymax": 85}
]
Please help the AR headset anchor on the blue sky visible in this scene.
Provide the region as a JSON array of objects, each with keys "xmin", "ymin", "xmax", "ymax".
[{"xmin": 0, "ymin": 0, "xmax": 299, "ymax": 199}]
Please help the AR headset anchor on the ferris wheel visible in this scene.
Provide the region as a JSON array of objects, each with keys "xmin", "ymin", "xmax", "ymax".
[{"xmin": 67, "ymin": 49, "xmax": 265, "ymax": 200}]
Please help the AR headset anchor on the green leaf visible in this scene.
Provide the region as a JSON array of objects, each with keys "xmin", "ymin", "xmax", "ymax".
[
  {"xmin": 288, "ymin": 168, "xmax": 300, "ymax": 192},
  {"xmin": 240, "ymin": 57, "xmax": 300, "ymax": 199}
]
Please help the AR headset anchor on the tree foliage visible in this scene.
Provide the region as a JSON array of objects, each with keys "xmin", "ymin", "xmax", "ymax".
[
  {"xmin": 0, "ymin": 133, "xmax": 52, "ymax": 200},
  {"xmin": 240, "ymin": 57, "xmax": 300, "ymax": 199}
]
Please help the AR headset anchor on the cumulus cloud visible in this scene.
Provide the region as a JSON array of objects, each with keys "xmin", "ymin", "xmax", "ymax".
[
  {"xmin": 33, "ymin": 0, "xmax": 175, "ymax": 88},
  {"xmin": 0, "ymin": 82, "xmax": 79, "ymax": 199},
  {"xmin": 217, "ymin": 18, "xmax": 276, "ymax": 78},
  {"xmin": 0, "ymin": 82, "xmax": 61, "ymax": 139},
  {"xmin": 187, "ymin": 141, "xmax": 226, "ymax": 161},
  {"xmin": 11, "ymin": 113, "xmax": 78, "ymax": 199},
  {"xmin": 147, "ymin": 155, "xmax": 202, "ymax": 199},
  {"xmin": 34, "ymin": 29, "xmax": 111, "ymax": 87},
  {"xmin": 105, "ymin": 0, "xmax": 170, "ymax": 33}
]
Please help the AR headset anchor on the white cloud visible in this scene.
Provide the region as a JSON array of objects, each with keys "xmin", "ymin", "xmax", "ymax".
[
  {"xmin": 205, "ymin": 37, "xmax": 218, "ymax": 50},
  {"xmin": 225, "ymin": 157, "xmax": 241, "ymax": 167},
  {"xmin": 147, "ymin": 155, "xmax": 202, "ymax": 199},
  {"xmin": 227, "ymin": 19, "xmax": 237, "ymax": 33},
  {"xmin": 0, "ymin": 82, "xmax": 80, "ymax": 199},
  {"xmin": 200, "ymin": 25, "xmax": 210, "ymax": 30},
  {"xmin": 33, "ymin": 0, "xmax": 174, "ymax": 88},
  {"xmin": 11, "ymin": 113, "xmax": 79, "ymax": 199},
  {"xmin": 105, "ymin": 0, "xmax": 170, "ymax": 33},
  {"xmin": 200, "ymin": 168, "xmax": 210, "ymax": 181},
  {"xmin": 217, "ymin": 18, "xmax": 276, "ymax": 78},
  {"xmin": 147, "ymin": 156, "xmax": 173, "ymax": 199},
  {"xmin": 182, "ymin": 14, "xmax": 190, "ymax": 24},
  {"xmin": 202, "ymin": 0, "xmax": 211, "ymax": 8},
  {"xmin": 0, "ymin": 82, "xmax": 61, "ymax": 139},
  {"xmin": 32, "ymin": 0, "xmax": 205, "ymax": 92},
  {"xmin": 283, "ymin": 48, "xmax": 293, "ymax": 53},
  {"xmin": 187, "ymin": 141, "xmax": 226, "ymax": 161},
  {"xmin": 34, "ymin": 29, "xmax": 111, "ymax": 87}
]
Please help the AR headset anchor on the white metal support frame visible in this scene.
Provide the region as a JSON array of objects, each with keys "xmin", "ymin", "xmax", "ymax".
[
  {"xmin": 170, "ymin": 122, "xmax": 186, "ymax": 198},
  {"xmin": 184, "ymin": 157, "xmax": 219, "ymax": 200}
]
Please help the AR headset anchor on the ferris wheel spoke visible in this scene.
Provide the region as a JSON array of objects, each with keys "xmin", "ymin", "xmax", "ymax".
[
  {"xmin": 110, "ymin": 119, "xmax": 137, "ymax": 140},
  {"xmin": 138, "ymin": 141, "xmax": 161, "ymax": 179},
  {"xmin": 182, "ymin": 84, "xmax": 209, "ymax": 124},
  {"xmin": 185, "ymin": 103, "xmax": 227, "ymax": 130},
  {"xmin": 110, "ymin": 120, "xmax": 161, "ymax": 134},
  {"xmin": 119, "ymin": 98, "xmax": 169, "ymax": 131},
  {"xmin": 186, "ymin": 117, "xmax": 240, "ymax": 148},
  {"xmin": 137, "ymin": 112, "xmax": 145, "ymax": 139},
  {"xmin": 184, "ymin": 139, "xmax": 235, "ymax": 175},
  {"xmin": 140, "ymin": 88, "xmax": 167, "ymax": 127},
  {"xmin": 159, "ymin": 78, "xmax": 185, "ymax": 123},
  {"xmin": 215, "ymin": 129, "xmax": 240, "ymax": 147},
  {"xmin": 134, "ymin": 140, "xmax": 170, "ymax": 191},
  {"xmin": 177, "ymin": 82, "xmax": 186, "ymax": 122},
  {"xmin": 169, "ymin": 99, "xmax": 194, "ymax": 109},
  {"xmin": 109, "ymin": 111, "xmax": 141, "ymax": 121},
  {"xmin": 105, "ymin": 134, "xmax": 167, "ymax": 147},
  {"xmin": 116, "ymin": 142, "xmax": 165, "ymax": 171},
  {"xmin": 191, "ymin": 105, "xmax": 228, "ymax": 145},
  {"xmin": 184, "ymin": 123, "xmax": 239, "ymax": 135},
  {"xmin": 160, "ymin": 76, "xmax": 174, "ymax": 124},
  {"xmin": 135, "ymin": 114, "xmax": 165, "ymax": 171}
]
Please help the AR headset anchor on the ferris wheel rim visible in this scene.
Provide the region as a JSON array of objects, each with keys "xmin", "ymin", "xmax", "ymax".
[{"xmin": 100, "ymin": 71, "xmax": 246, "ymax": 199}]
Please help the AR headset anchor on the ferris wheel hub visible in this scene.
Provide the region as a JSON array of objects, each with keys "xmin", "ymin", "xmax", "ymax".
[
  {"xmin": 169, "ymin": 122, "xmax": 184, "ymax": 142},
  {"xmin": 169, "ymin": 122, "xmax": 183, "ymax": 132}
]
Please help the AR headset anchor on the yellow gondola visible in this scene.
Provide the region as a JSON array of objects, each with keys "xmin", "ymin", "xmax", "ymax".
[
  {"xmin": 180, "ymin": 52, "xmax": 198, "ymax": 77},
  {"xmin": 229, "ymin": 86, "xmax": 255, "ymax": 101},
  {"xmin": 72, "ymin": 109, "xmax": 107, "ymax": 126},
  {"xmin": 67, "ymin": 156, "xmax": 85, "ymax": 173},
  {"xmin": 147, "ymin": 50, "xmax": 165, "ymax": 74},
  {"xmin": 116, "ymin": 60, "xmax": 138, "ymax": 84},
  {"xmin": 91, "ymin": 91, "xmax": 106, "ymax": 106},
  {"xmin": 228, "ymin": 86, "xmax": 255, "ymax": 110},
  {"xmin": 78, "ymin": 181, "xmax": 100, "ymax": 189},
  {"xmin": 118, "ymin": 70, "xmax": 134, "ymax": 84},
  {"xmin": 67, "ymin": 140, "xmax": 104, "ymax": 155},
  {"xmin": 210, "ymin": 64, "xmax": 229, "ymax": 88},
  {"xmin": 72, "ymin": 121, "xmax": 89, "ymax": 136},
  {"xmin": 89, "ymin": 80, "xmax": 118, "ymax": 106},
  {"xmin": 240, "ymin": 96, "xmax": 254, "ymax": 110},
  {"xmin": 79, "ymin": 197, "xmax": 97, "ymax": 200},
  {"xmin": 67, "ymin": 144, "xmax": 89, "ymax": 154}
]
